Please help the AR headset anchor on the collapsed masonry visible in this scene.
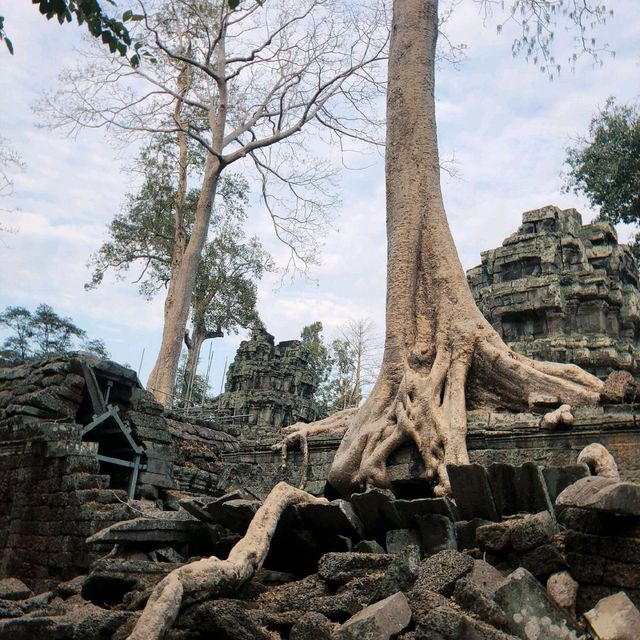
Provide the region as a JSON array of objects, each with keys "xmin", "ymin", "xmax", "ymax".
[
  {"xmin": 0, "ymin": 354, "xmax": 238, "ymax": 591},
  {"xmin": 2, "ymin": 450, "xmax": 640, "ymax": 639},
  {"xmin": 467, "ymin": 205, "xmax": 640, "ymax": 380},
  {"xmin": 216, "ymin": 328, "xmax": 319, "ymax": 444}
]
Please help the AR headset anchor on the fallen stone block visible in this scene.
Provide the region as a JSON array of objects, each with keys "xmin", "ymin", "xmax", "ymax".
[
  {"xmin": 515, "ymin": 543, "xmax": 566, "ymax": 578},
  {"xmin": 317, "ymin": 552, "xmax": 394, "ymax": 583},
  {"xmin": 289, "ymin": 611, "xmax": 334, "ymax": 640},
  {"xmin": 414, "ymin": 606, "xmax": 518, "ymax": 640},
  {"xmin": 469, "ymin": 559, "xmax": 508, "ymax": 597},
  {"xmin": 296, "ymin": 499, "xmax": 364, "ymax": 540},
  {"xmin": 556, "ymin": 476, "xmax": 640, "ymax": 517},
  {"xmin": 409, "ymin": 549, "xmax": 474, "ymax": 598},
  {"xmin": 394, "ymin": 497, "xmax": 456, "ymax": 528},
  {"xmin": 455, "ymin": 518, "xmax": 492, "ymax": 550},
  {"xmin": 385, "ymin": 529, "xmax": 420, "ymax": 555},
  {"xmin": 350, "ymin": 489, "xmax": 402, "ymax": 540},
  {"xmin": 354, "ymin": 540, "xmax": 386, "ymax": 554},
  {"xmin": 488, "ymin": 463, "xmax": 554, "ymax": 517},
  {"xmin": 543, "ymin": 465, "xmax": 590, "ymax": 503},
  {"xmin": 0, "ymin": 578, "xmax": 32, "ymax": 601},
  {"xmin": 493, "ymin": 567, "xmax": 581, "ymax": 639},
  {"xmin": 584, "ymin": 591, "xmax": 640, "ymax": 640},
  {"xmin": 335, "ymin": 592, "xmax": 411, "ymax": 640},
  {"xmin": 452, "ymin": 576, "xmax": 510, "ymax": 630},
  {"xmin": 416, "ymin": 514, "xmax": 457, "ymax": 555},
  {"xmin": 447, "ymin": 464, "xmax": 499, "ymax": 521}
]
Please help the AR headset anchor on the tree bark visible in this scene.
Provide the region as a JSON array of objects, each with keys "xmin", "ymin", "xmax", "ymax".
[
  {"xmin": 281, "ymin": 0, "xmax": 604, "ymax": 497},
  {"xmin": 147, "ymin": 155, "xmax": 222, "ymax": 405}
]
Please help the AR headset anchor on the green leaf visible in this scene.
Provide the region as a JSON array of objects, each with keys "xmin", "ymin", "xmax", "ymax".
[
  {"xmin": 129, "ymin": 14, "xmax": 144, "ymax": 21},
  {"xmin": 228, "ymin": 0, "xmax": 240, "ymax": 9},
  {"xmin": 123, "ymin": 9, "xmax": 133, "ymax": 21},
  {"xmin": 4, "ymin": 37, "xmax": 13, "ymax": 55}
]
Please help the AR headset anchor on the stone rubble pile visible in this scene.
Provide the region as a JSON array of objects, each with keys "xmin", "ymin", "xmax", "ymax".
[{"xmin": 1, "ymin": 453, "xmax": 640, "ymax": 639}]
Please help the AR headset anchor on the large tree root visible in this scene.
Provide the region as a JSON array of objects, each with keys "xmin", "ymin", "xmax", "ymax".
[
  {"xmin": 273, "ymin": 408, "xmax": 357, "ymax": 489},
  {"xmin": 126, "ymin": 482, "xmax": 327, "ymax": 640},
  {"xmin": 276, "ymin": 322, "xmax": 605, "ymax": 498}
]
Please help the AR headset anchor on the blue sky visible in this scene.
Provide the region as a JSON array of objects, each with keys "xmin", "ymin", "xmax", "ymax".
[{"xmin": 1, "ymin": 1, "xmax": 638, "ymax": 396}]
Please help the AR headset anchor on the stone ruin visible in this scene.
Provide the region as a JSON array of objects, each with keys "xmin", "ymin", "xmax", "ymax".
[
  {"xmin": 216, "ymin": 328, "xmax": 319, "ymax": 445},
  {"xmin": 467, "ymin": 205, "xmax": 640, "ymax": 380},
  {"xmin": 0, "ymin": 353, "xmax": 640, "ymax": 638},
  {"xmin": 3, "ymin": 215, "xmax": 640, "ymax": 640}
]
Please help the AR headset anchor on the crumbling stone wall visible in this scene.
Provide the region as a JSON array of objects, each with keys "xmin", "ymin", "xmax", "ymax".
[
  {"xmin": 467, "ymin": 205, "xmax": 640, "ymax": 379},
  {"xmin": 217, "ymin": 328, "xmax": 318, "ymax": 444},
  {"xmin": 219, "ymin": 406, "xmax": 640, "ymax": 498},
  {"xmin": 0, "ymin": 355, "xmax": 238, "ymax": 589}
]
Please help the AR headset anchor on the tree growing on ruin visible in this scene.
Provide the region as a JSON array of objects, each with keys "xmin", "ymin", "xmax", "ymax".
[
  {"xmin": 42, "ymin": 0, "xmax": 388, "ymax": 406},
  {"xmin": 126, "ymin": 1, "xmax": 617, "ymax": 637},
  {"xmin": 278, "ymin": 0, "xmax": 611, "ymax": 499}
]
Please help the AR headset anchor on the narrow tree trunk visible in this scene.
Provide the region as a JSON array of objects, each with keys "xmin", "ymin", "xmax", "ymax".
[{"xmin": 147, "ymin": 156, "xmax": 222, "ymax": 405}]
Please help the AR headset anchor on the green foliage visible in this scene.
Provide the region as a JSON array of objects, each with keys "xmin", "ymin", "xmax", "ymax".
[
  {"xmin": 0, "ymin": 303, "xmax": 109, "ymax": 362},
  {"xmin": 565, "ymin": 98, "xmax": 640, "ymax": 226},
  {"xmin": 300, "ymin": 321, "xmax": 334, "ymax": 418},
  {"xmin": 88, "ymin": 133, "xmax": 272, "ymax": 343},
  {"xmin": 173, "ymin": 353, "xmax": 210, "ymax": 408}
]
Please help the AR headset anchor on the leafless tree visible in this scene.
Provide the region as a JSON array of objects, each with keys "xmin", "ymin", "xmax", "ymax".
[{"xmin": 41, "ymin": 0, "xmax": 389, "ymax": 405}]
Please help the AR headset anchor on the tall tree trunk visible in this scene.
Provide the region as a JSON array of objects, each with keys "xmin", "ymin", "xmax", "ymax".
[
  {"xmin": 281, "ymin": 0, "xmax": 604, "ymax": 497},
  {"xmin": 147, "ymin": 156, "xmax": 222, "ymax": 405}
]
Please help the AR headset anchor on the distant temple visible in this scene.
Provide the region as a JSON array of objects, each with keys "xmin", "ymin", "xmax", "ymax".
[
  {"xmin": 467, "ymin": 205, "xmax": 640, "ymax": 379},
  {"xmin": 216, "ymin": 328, "xmax": 318, "ymax": 443}
]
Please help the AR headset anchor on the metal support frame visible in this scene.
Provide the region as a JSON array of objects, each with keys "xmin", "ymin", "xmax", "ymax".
[{"xmin": 80, "ymin": 364, "xmax": 145, "ymax": 499}]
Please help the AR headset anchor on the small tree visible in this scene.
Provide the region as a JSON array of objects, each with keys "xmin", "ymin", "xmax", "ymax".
[
  {"xmin": 565, "ymin": 98, "xmax": 640, "ymax": 227},
  {"xmin": 299, "ymin": 321, "xmax": 334, "ymax": 419},
  {"xmin": 328, "ymin": 318, "xmax": 380, "ymax": 411}
]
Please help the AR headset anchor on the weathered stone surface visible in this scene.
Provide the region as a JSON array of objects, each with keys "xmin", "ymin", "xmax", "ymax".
[
  {"xmin": 317, "ymin": 552, "xmax": 393, "ymax": 583},
  {"xmin": 296, "ymin": 499, "xmax": 364, "ymax": 540},
  {"xmin": 547, "ymin": 571, "xmax": 578, "ymax": 612},
  {"xmin": 409, "ymin": 550, "xmax": 474, "ymax": 598},
  {"xmin": 543, "ymin": 465, "xmax": 590, "ymax": 503},
  {"xmin": 584, "ymin": 592, "xmax": 640, "ymax": 640},
  {"xmin": 601, "ymin": 371, "xmax": 638, "ymax": 404},
  {"xmin": 289, "ymin": 611, "xmax": 334, "ymax": 640},
  {"xmin": 447, "ymin": 464, "xmax": 499, "ymax": 521},
  {"xmin": 452, "ymin": 576, "xmax": 510, "ymax": 630},
  {"xmin": 414, "ymin": 607, "xmax": 518, "ymax": 640},
  {"xmin": 335, "ymin": 592, "xmax": 411, "ymax": 640},
  {"xmin": 488, "ymin": 463, "xmax": 554, "ymax": 517},
  {"xmin": 86, "ymin": 514, "xmax": 205, "ymax": 545},
  {"xmin": 354, "ymin": 540, "xmax": 385, "ymax": 554},
  {"xmin": 467, "ymin": 205, "xmax": 640, "ymax": 381},
  {"xmin": 177, "ymin": 599, "xmax": 273, "ymax": 640},
  {"xmin": 394, "ymin": 497, "xmax": 456, "ymax": 527},
  {"xmin": 515, "ymin": 544, "xmax": 566, "ymax": 578},
  {"xmin": 493, "ymin": 568, "xmax": 581, "ymax": 639},
  {"xmin": 415, "ymin": 514, "xmax": 457, "ymax": 555},
  {"xmin": 455, "ymin": 518, "xmax": 492, "ymax": 550},
  {"xmin": 385, "ymin": 529, "xmax": 420, "ymax": 555},
  {"xmin": 255, "ymin": 575, "xmax": 330, "ymax": 612},
  {"xmin": 556, "ymin": 475, "xmax": 640, "ymax": 516},
  {"xmin": 350, "ymin": 489, "xmax": 402, "ymax": 540},
  {"xmin": 477, "ymin": 511, "xmax": 556, "ymax": 553},
  {"xmin": 0, "ymin": 578, "xmax": 32, "ymax": 601},
  {"xmin": 469, "ymin": 560, "xmax": 508, "ymax": 597}
]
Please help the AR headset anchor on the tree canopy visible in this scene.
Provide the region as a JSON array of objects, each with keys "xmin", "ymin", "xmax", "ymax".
[
  {"xmin": 0, "ymin": 303, "xmax": 109, "ymax": 362},
  {"xmin": 565, "ymin": 98, "xmax": 640, "ymax": 226}
]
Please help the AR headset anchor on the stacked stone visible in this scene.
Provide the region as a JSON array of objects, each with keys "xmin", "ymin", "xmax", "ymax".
[
  {"xmin": 467, "ymin": 205, "xmax": 640, "ymax": 380},
  {"xmin": 216, "ymin": 328, "xmax": 319, "ymax": 445},
  {"xmin": 556, "ymin": 477, "xmax": 640, "ymax": 612},
  {"xmin": 0, "ymin": 420, "xmax": 133, "ymax": 592},
  {"xmin": 0, "ymin": 355, "xmax": 240, "ymax": 590}
]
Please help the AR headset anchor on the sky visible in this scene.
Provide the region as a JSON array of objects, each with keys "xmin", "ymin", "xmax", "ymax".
[{"xmin": 0, "ymin": 1, "xmax": 638, "ymax": 398}]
